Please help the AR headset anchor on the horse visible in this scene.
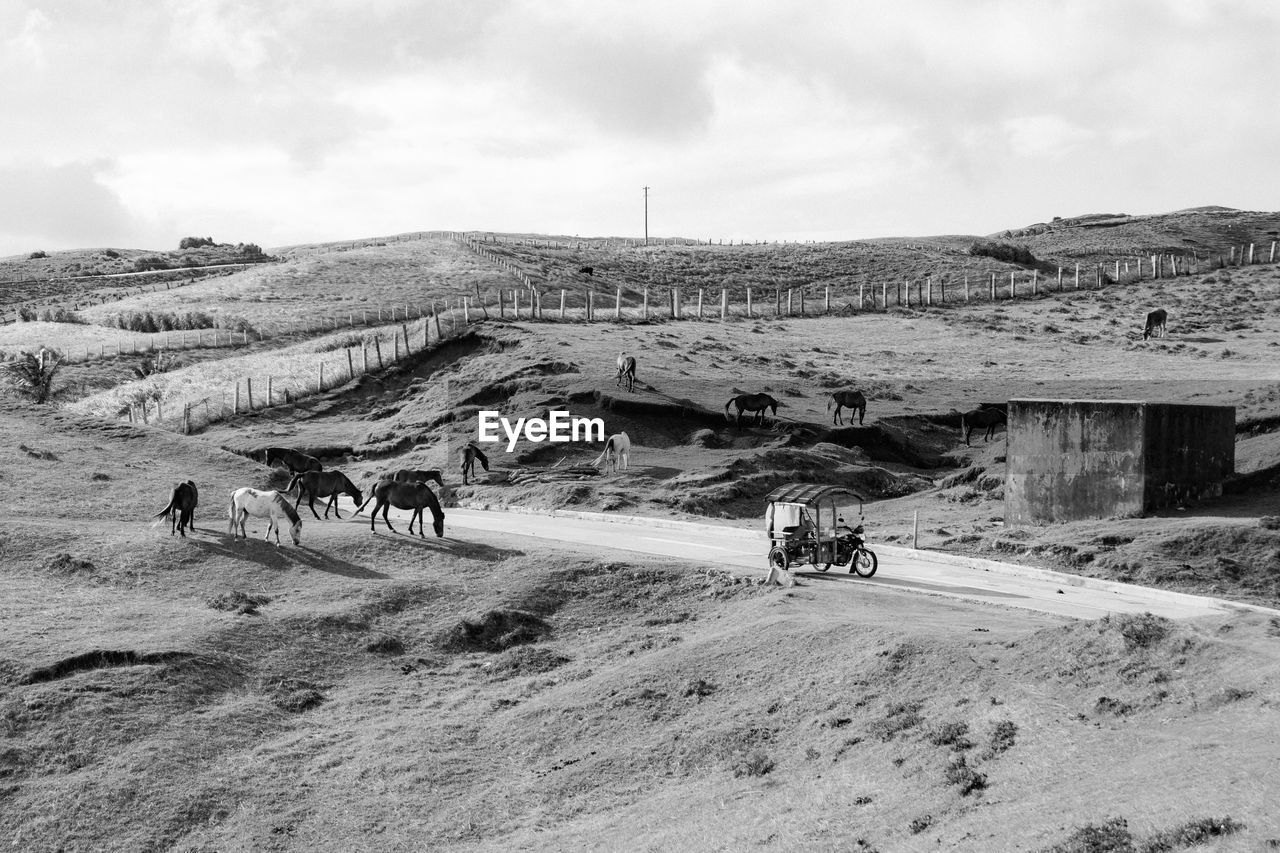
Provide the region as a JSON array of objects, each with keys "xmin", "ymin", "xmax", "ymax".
[
  {"xmin": 828, "ymin": 390, "xmax": 867, "ymax": 426},
  {"xmin": 228, "ymin": 487, "xmax": 302, "ymax": 545},
  {"xmin": 961, "ymin": 406, "xmax": 1007, "ymax": 446},
  {"xmin": 725, "ymin": 393, "xmax": 780, "ymax": 427},
  {"xmin": 154, "ymin": 480, "xmax": 198, "ymax": 537},
  {"xmin": 1143, "ymin": 308, "xmax": 1168, "ymax": 340},
  {"xmin": 460, "ymin": 443, "xmax": 490, "ymax": 486},
  {"xmin": 263, "ymin": 447, "xmax": 322, "ymax": 475},
  {"xmin": 578, "ymin": 266, "xmax": 594, "ymax": 277},
  {"xmin": 616, "ymin": 352, "xmax": 637, "ymax": 392},
  {"xmin": 593, "ymin": 432, "xmax": 631, "ymax": 473},
  {"xmin": 286, "ymin": 470, "xmax": 363, "ymax": 520},
  {"xmin": 380, "ymin": 469, "xmax": 446, "ymax": 489},
  {"xmin": 356, "ymin": 481, "xmax": 445, "ymax": 538}
]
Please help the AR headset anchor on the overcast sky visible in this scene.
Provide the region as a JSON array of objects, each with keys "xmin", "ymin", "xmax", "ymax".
[{"xmin": 2, "ymin": 0, "xmax": 1277, "ymax": 256}]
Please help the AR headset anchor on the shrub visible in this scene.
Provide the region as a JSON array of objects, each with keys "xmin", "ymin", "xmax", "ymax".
[
  {"xmin": 28, "ymin": 250, "xmax": 47, "ymax": 259},
  {"xmin": 17, "ymin": 307, "xmax": 37, "ymax": 321},
  {"xmin": 985, "ymin": 720, "xmax": 1017, "ymax": 757},
  {"xmin": 238, "ymin": 242, "xmax": 264, "ymax": 256},
  {"xmin": 133, "ymin": 255, "xmax": 170, "ymax": 272},
  {"xmin": 928, "ymin": 721, "xmax": 972, "ymax": 749},
  {"xmin": 103, "ymin": 249, "xmax": 120, "ymax": 259},
  {"xmin": 732, "ymin": 749, "xmax": 775, "ymax": 778},
  {"xmin": 37, "ymin": 307, "xmax": 84, "ymax": 324},
  {"xmin": 2, "ymin": 347, "xmax": 64, "ymax": 403},
  {"xmin": 1139, "ymin": 817, "xmax": 1243, "ymax": 852},
  {"xmin": 179, "ymin": 236, "xmax": 216, "ymax": 249},
  {"xmin": 943, "ymin": 755, "xmax": 987, "ymax": 795},
  {"xmin": 1042, "ymin": 817, "xmax": 1133, "ymax": 853},
  {"xmin": 1111, "ymin": 612, "xmax": 1171, "ymax": 650},
  {"xmin": 969, "ymin": 241, "xmax": 1037, "ymax": 265}
]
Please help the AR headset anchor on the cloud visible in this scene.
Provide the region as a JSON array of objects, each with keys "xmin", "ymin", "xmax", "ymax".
[{"xmin": 0, "ymin": 161, "xmax": 145, "ymax": 255}]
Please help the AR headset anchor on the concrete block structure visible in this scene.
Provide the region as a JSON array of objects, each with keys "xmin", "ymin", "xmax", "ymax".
[{"xmin": 1005, "ymin": 399, "xmax": 1235, "ymax": 524}]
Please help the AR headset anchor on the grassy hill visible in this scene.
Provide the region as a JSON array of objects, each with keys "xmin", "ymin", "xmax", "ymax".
[{"xmin": 4, "ymin": 211, "xmax": 1280, "ymax": 850}]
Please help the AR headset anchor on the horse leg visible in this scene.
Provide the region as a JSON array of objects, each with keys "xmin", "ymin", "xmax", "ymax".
[
  {"xmin": 381, "ymin": 502, "xmax": 398, "ymax": 534},
  {"xmin": 412, "ymin": 508, "xmax": 425, "ymax": 537},
  {"xmin": 326, "ymin": 493, "xmax": 342, "ymax": 519},
  {"xmin": 858, "ymin": 406, "xmax": 865, "ymax": 426}
]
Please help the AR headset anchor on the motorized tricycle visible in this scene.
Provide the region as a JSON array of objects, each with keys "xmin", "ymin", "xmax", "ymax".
[{"xmin": 764, "ymin": 483, "xmax": 878, "ymax": 577}]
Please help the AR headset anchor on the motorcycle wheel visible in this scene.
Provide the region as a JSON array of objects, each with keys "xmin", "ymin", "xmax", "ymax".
[
  {"xmin": 852, "ymin": 548, "xmax": 878, "ymax": 578},
  {"xmin": 768, "ymin": 546, "xmax": 791, "ymax": 572}
]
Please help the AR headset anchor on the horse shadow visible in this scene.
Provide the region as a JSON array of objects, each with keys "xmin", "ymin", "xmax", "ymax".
[
  {"xmin": 187, "ymin": 533, "xmax": 388, "ymax": 579},
  {"xmin": 1172, "ymin": 336, "xmax": 1225, "ymax": 344},
  {"xmin": 363, "ymin": 526, "xmax": 526, "ymax": 562}
]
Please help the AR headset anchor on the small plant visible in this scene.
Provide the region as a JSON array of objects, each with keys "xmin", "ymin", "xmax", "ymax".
[
  {"xmin": 732, "ymin": 749, "xmax": 775, "ymax": 778},
  {"xmin": 869, "ymin": 700, "xmax": 924, "ymax": 742},
  {"xmin": 985, "ymin": 720, "xmax": 1017, "ymax": 757},
  {"xmin": 132, "ymin": 351, "xmax": 182, "ymax": 379},
  {"xmin": 943, "ymin": 755, "xmax": 986, "ymax": 795},
  {"xmin": 1042, "ymin": 817, "xmax": 1133, "ymax": 853},
  {"xmin": 928, "ymin": 721, "xmax": 972, "ymax": 750},
  {"xmin": 1139, "ymin": 816, "xmax": 1243, "ymax": 851},
  {"xmin": 683, "ymin": 678, "xmax": 717, "ymax": 698},
  {"xmin": 28, "ymin": 250, "xmax": 47, "ymax": 259},
  {"xmin": 909, "ymin": 814, "xmax": 933, "ymax": 835},
  {"xmin": 3, "ymin": 347, "xmax": 65, "ymax": 403},
  {"xmin": 1111, "ymin": 612, "xmax": 1171, "ymax": 650}
]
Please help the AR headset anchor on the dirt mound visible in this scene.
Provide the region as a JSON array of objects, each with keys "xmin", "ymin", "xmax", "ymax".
[
  {"xmin": 42, "ymin": 553, "xmax": 97, "ymax": 576},
  {"xmin": 823, "ymin": 416, "xmax": 957, "ymax": 468},
  {"xmin": 206, "ymin": 590, "xmax": 272, "ymax": 615},
  {"xmin": 687, "ymin": 428, "xmax": 723, "ymax": 448},
  {"xmin": 592, "ymin": 392, "xmax": 725, "ymax": 428},
  {"xmin": 439, "ymin": 609, "xmax": 552, "ymax": 653}
]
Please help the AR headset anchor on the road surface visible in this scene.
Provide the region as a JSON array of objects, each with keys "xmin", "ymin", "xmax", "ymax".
[{"xmin": 334, "ymin": 499, "xmax": 1271, "ymax": 622}]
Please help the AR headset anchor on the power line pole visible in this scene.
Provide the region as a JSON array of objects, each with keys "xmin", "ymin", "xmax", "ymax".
[{"xmin": 643, "ymin": 186, "xmax": 649, "ymax": 246}]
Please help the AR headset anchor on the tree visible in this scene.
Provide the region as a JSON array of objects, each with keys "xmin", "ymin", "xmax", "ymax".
[{"xmin": 3, "ymin": 347, "xmax": 64, "ymax": 403}]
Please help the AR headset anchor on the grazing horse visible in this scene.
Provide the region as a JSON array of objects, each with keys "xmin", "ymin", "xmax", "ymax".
[
  {"xmin": 593, "ymin": 432, "xmax": 631, "ymax": 473},
  {"xmin": 286, "ymin": 470, "xmax": 363, "ymax": 520},
  {"xmin": 263, "ymin": 447, "xmax": 322, "ymax": 475},
  {"xmin": 228, "ymin": 487, "xmax": 302, "ymax": 545},
  {"xmin": 616, "ymin": 352, "xmax": 637, "ymax": 392},
  {"xmin": 1143, "ymin": 308, "xmax": 1168, "ymax": 340},
  {"xmin": 356, "ymin": 481, "xmax": 445, "ymax": 538},
  {"xmin": 381, "ymin": 469, "xmax": 446, "ymax": 489},
  {"xmin": 961, "ymin": 407, "xmax": 1007, "ymax": 446},
  {"xmin": 154, "ymin": 480, "xmax": 198, "ymax": 537},
  {"xmin": 828, "ymin": 390, "xmax": 868, "ymax": 426},
  {"xmin": 725, "ymin": 393, "xmax": 780, "ymax": 427},
  {"xmin": 460, "ymin": 442, "xmax": 490, "ymax": 486}
]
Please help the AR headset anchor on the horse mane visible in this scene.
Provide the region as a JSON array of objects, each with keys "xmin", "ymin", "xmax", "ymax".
[
  {"xmin": 471, "ymin": 444, "xmax": 490, "ymax": 470},
  {"xmin": 274, "ymin": 492, "xmax": 302, "ymax": 525}
]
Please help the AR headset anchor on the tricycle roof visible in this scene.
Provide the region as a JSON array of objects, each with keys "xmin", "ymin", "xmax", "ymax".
[{"xmin": 764, "ymin": 483, "xmax": 865, "ymax": 507}]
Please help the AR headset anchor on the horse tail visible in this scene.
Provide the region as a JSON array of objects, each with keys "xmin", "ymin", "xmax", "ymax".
[
  {"xmin": 827, "ymin": 397, "xmax": 834, "ymax": 412},
  {"xmin": 724, "ymin": 398, "xmax": 735, "ymax": 420},
  {"xmin": 593, "ymin": 435, "xmax": 615, "ymax": 467},
  {"xmin": 285, "ymin": 473, "xmax": 303, "ymax": 495}
]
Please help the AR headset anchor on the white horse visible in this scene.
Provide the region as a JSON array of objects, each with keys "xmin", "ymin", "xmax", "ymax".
[
  {"xmin": 593, "ymin": 432, "xmax": 631, "ymax": 473},
  {"xmin": 228, "ymin": 487, "xmax": 302, "ymax": 545},
  {"xmin": 616, "ymin": 352, "xmax": 636, "ymax": 392}
]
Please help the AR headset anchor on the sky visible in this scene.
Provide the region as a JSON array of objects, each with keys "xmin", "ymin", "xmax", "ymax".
[{"xmin": 2, "ymin": 0, "xmax": 1278, "ymax": 256}]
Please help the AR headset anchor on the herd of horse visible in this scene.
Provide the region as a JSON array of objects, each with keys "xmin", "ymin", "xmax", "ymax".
[{"xmin": 156, "ymin": 309, "xmax": 1171, "ymax": 545}]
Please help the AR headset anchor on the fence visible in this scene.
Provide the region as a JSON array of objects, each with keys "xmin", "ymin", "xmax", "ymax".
[{"xmin": 121, "ymin": 306, "xmax": 467, "ymax": 434}]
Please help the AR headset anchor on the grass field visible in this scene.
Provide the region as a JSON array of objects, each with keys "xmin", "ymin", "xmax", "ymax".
[{"xmin": 4, "ymin": 212, "xmax": 1280, "ymax": 851}]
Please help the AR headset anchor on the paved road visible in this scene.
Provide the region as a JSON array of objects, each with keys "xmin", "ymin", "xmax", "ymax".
[{"xmin": 338, "ymin": 499, "xmax": 1266, "ymax": 622}]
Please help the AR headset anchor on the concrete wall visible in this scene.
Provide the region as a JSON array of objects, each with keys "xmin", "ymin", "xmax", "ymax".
[
  {"xmin": 1005, "ymin": 399, "xmax": 1235, "ymax": 524},
  {"xmin": 1142, "ymin": 404, "xmax": 1235, "ymax": 510},
  {"xmin": 1005, "ymin": 400, "xmax": 1145, "ymax": 525}
]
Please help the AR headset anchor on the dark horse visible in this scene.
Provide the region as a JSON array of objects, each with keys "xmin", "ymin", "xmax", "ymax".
[
  {"xmin": 828, "ymin": 390, "xmax": 867, "ymax": 425},
  {"xmin": 725, "ymin": 393, "xmax": 780, "ymax": 427},
  {"xmin": 381, "ymin": 469, "xmax": 446, "ymax": 489},
  {"xmin": 286, "ymin": 470, "xmax": 363, "ymax": 520},
  {"xmin": 460, "ymin": 442, "xmax": 490, "ymax": 486},
  {"xmin": 356, "ymin": 481, "xmax": 445, "ymax": 537},
  {"xmin": 1143, "ymin": 308, "xmax": 1168, "ymax": 340},
  {"xmin": 154, "ymin": 480, "xmax": 198, "ymax": 536},
  {"xmin": 616, "ymin": 353, "xmax": 637, "ymax": 393},
  {"xmin": 263, "ymin": 447, "xmax": 322, "ymax": 474},
  {"xmin": 961, "ymin": 406, "xmax": 1007, "ymax": 446}
]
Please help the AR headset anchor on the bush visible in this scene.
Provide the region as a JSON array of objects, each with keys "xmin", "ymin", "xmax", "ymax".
[
  {"xmin": 37, "ymin": 307, "xmax": 84, "ymax": 324},
  {"xmin": 28, "ymin": 250, "xmax": 47, "ymax": 259},
  {"xmin": 179, "ymin": 236, "xmax": 216, "ymax": 249},
  {"xmin": 1111, "ymin": 612, "xmax": 1171, "ymax": 650},
  {"xmin": 102, "ymin": 249, "xmax": 120, "ymax": 259},
  {"xmin": 17, "ymin": 307, "xmax": 37, "ymax": 322},
  {"xmin": 732, "ymin": 750, "xmax": 775, "ymax": 778},
  {"xmin": 1042, "ymin": 817, "xmax": 1133, "ymax": 853},
  {"xmin": 133, "ymin": 255, "xmax": 170, "ymax": 272},
  {"xmin": 943, "ymin": 755, "xmax": 987, "ymax": 795},
  {"xmin": 985, "ymin": 720, "xmax": 1017, "ymax": 757},
  {"xmin": 238, "ymin": 242, "xmax": 264, "ymax": 256},
  {"xmin": 969, "ymin": 241, "xmax": 1038, "ymax": 265}
]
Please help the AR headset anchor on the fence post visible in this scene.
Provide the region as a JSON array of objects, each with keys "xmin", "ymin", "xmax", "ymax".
[
  {"xmin": 182, "ymin": 403, "xmax": 190, "ymax": 435},
  {"xmin": 720, "ymin": 288, "xmax": 728, "ymax": 319},
  {"xmin": 1075, "ymin": 264, "xmax": 1081, "ymax": 289},
  {"xmin": 940, "ymin": 277, "xmax": 946, "ymax": 303},
  {"xmin": 267, "ymin": 376, "xmax": 273, "ymax": 406},
  {"xmin": 374, "ymin": 337, "xmax": 383, "ymax": 369},
  {"xmin": 775, "ymin": 287, "xmax": 781, "ymax": 315},
  {"xmin": 616, "ymin": 287, "xmax": 623, "ymax": 320},
  {"xmin": 746, "ymin": 287, "xmax": 753, "ymax": 317},
  {"xmin": 881, "ymin": 282, "xmax": 887, "ymax": 309},
  {"xmin": 672, "ymin": 286, "xmax": 680, "ymax": 319},
  {"xmin": 535, "ymin": 290, "xmax": 542, "ymax": 320},
  {"xmin": 824, "ymin": 286, "xmax": 831, "ymax": 313},
  {"xmin": 234, "ymin": 382, "xmax": 240, "ymax": 414},
  {"xmin": 989, "ymin": 273, "xmax": 996, "ymax": 300},
  {"xmin": 1271, "ymin": 241, "xmax": 1277, "ymax": 263},
  {"xmin": 1113, "ymin": 261, "xmax": 1120, "ymax": 283},
  {"xmin": 513, "ymin": 289, "xmax": 520, "ymax": 320},
  {"xmin": 463, "ymin": 297, "xmax": 470, "ymax": 324},
  {"xmin": 319, "ymin": 362, "xmax": 325, "ymax": 391},
  {"xmin": 1032, "ymin": 270, "xmax": 1038, "ymax": 296},
  {"xmin": 362, "ymin": 345, "xmax": 369, "ymax": 373},
  {"xmin": 246, "ymin": 377, "xmax": 253, "ymax": 410},
  {"xmin": 787, "ymin": 288, "xmax": 793, "ymax": 315},
  {"xmin": 858, "ymin": 283, "xmax": 864, "ymax": 309},
  {"xmin": 642, "ymin": 287, "xmax": 649, "ymax": 320},
  {"xmin": 434, "ymin": 311, "xmax": 442, "ymax": 339},
  {"xmin": 498, "ymin": 290, "xmax": 505, "ymax": 318},
  {"xmin": 402, "ymin": 323, "xmax": 411, "ymax": 355},
  {"xmin": 697, "ymin": 288, "xmax": 704, "ymax": 319}
]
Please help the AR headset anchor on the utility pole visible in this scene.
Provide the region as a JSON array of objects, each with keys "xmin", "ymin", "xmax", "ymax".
[{"xmin": 643, "ymin": 186, "xmax": 649, "ymax": 246}]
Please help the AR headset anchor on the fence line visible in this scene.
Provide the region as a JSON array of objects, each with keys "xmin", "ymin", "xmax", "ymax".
[{"xmin": 124, "ymin": 306, "xmax": 470, "ymax": 434}]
